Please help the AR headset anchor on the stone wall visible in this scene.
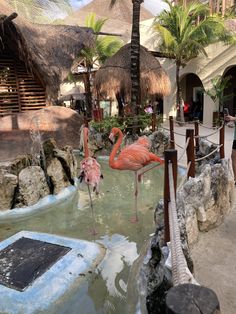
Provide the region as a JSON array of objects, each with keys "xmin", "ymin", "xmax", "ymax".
[
  {"xmin": 144, "ymin": 159, "xmax": 234, "ymax": 313},
  {"xmin": 0, "ymin": 139, "xmax": 77, "ymax": 211}
]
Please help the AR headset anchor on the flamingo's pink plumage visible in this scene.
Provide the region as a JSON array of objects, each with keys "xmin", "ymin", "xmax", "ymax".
[
  {"xmin": 79, "ymin": 127, "xmax": 102, "ymax": 194},
  {"xmin": 109, "ymin": 127, "xmax": 164, "ymax": 171}
]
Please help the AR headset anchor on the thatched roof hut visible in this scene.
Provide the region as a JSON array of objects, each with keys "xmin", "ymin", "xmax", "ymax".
[
  {"xmin": 94, "ymin": 44, "xmax": 171, "ymax": 101},
  {"xmin": 62, "ymin": 0, "xmax": 153, "ymax": 42},
  {"xmin": 0, "ymin": 0, "xmax": 93, "ymax": 114}
]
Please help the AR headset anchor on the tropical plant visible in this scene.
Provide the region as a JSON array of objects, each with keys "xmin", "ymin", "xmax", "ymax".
[
  {"xmin": 7, "ymin": 0, "xmax": 72, "ymax": 23},
  {"xmin": 90, "ymin": 113, "xmax": 153, "ymax": 134},
  {"xmin": 80, "ymin": 13, "xmax": 123, "ymax": 118},
  {"xmin": 153, "ymin": 0, "xmax": 235, "ymax": 123},
  {"xmin": 110, "ymin": 0, "xmax": 143, "ymax": 117},
  {"xmin": 204, "ymin": 75, "xmax": 233, "ymax": 112}
]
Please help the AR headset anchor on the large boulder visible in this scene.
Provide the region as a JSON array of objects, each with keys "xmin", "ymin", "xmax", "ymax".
[
  {"xmin": 0, "ymin": 170, "xmax": 18, "ymax": 211},
  {"xmin": 0, "ymin": 107, "xmax": 84, "ymax": 161},
  {"xmin": 177, "ymin": 160, "xmax": 234, "ymax": 246}
]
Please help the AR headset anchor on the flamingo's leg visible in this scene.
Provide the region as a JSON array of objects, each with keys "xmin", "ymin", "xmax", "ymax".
[
  {"xmin": 87, "ymin": 184, "xmax": 97, "ymax": 235},
  {"xmin": 130, "ymin": 171, "xmax": 139, "ymax": 223}
]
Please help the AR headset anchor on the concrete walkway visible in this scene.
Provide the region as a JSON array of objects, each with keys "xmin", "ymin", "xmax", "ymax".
[{"xmin": 166, "ymin": 121, "xmax": 235, "ymax": 314}]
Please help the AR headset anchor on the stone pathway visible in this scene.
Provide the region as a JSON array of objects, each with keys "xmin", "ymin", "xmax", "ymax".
[
  {"xmin": 191, "ymin": 194, "xmax": 236, "ymax": 314},
  {"xmin": 168, "ymin": 121, "xmax": 236, "ymax": 314}
]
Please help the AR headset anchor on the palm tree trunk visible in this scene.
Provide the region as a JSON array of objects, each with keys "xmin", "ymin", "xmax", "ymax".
[
  {"xmin": 176, "ymin": 62, "xmax": 184, "ymax": 123},
  {"xmin": 130, "ymin": 0, "xmax": 143, "ymax": 116}
]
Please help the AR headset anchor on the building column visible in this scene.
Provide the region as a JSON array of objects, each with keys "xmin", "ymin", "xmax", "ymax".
[{"xmin": 203, "ymin": 94, "xmax": 216, "ymax": 126}]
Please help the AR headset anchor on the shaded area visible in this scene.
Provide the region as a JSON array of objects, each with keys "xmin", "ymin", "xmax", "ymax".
[{"xmin": 0, "ymin": 237, "xmax": 70, "ymax": 291}]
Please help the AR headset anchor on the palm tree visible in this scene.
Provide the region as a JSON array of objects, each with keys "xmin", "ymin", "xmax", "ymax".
[
  {"xmin": 80, "ymin": 13, "xmax": 123, "ymax": 118},
  {"xmin": 110, "ymin": 0, "xmax": 143, "ymax": 116},
  {"xmin": 204, "ymin": 75, "xmax": 232, "ymax": 113},
  {"xmin": 153, "ymin": 0, "xmax": 235, "ymax": 123}
]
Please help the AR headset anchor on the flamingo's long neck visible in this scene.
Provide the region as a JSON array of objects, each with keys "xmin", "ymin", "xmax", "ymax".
[
  {"xmin": 109, "ymin": 129, "xmax": 123, "ymax": 168},
  {"xmin": 84, "ymin": 127, "xmax": 89, "ymax": 158}
]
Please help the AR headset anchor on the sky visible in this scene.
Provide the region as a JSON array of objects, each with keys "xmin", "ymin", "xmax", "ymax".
[{"xmin": 69, "ymin": 0, "xmax": 167, "ymax": 15}]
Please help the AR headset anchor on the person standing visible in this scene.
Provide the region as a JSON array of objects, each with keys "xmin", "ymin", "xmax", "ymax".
[{"xmin": 225, "ymin": 114, "xmax": 236, "ymax": 184}]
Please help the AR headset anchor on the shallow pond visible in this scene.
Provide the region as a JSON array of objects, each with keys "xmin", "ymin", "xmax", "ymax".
[{"xmin": 0, "ymin": 159, "xmax": 183, "ymax": 313}]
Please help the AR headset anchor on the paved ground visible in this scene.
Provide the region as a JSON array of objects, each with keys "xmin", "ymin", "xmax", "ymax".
[{"xmin": 167, "ymin": 121, "xmax": 235, "ymax": 314}]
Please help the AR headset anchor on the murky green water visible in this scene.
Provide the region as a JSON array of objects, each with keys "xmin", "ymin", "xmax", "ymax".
[{"xmin": 0, "ymin": 159, "xmax": 182, "ymax": 313}]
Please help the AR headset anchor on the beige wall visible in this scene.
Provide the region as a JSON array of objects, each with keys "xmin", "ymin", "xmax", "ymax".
[{"xmin": 163, "ymin": 43, "xmax": 236, "ymax": 125}]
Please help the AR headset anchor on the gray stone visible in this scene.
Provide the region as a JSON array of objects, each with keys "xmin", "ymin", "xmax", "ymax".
[
  {"xmin": 148, "ymin": 130, "xmax": 170, "ymax": 156},
  {"xmin": 53, "ymin": 146, "xmax": 78, "ymax": 181},
  {"xmin": 0, "ymin": 155, "xmax": 32, "ymax": 176},
  {"xmin": 0, "ymin": 170, "xmax": 17, "ymax": 211},
  {"xmin": 47, "ymin": 158, "xmax": 70, "ymax": 194},
  {"xmin": 17, "ymin": 166, "xmax": 50, "ymax": 207}
]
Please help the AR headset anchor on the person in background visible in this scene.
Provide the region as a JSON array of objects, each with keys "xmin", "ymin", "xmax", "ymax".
[{"xmin": 225, "ymin": 113, "xmax": 236, "ymax": 184}]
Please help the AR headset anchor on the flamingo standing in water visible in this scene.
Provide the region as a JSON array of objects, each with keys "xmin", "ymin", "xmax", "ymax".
[
  {"xmin": 79, "ymin": 127, "xmax": 103, "ymax": 234},
  {"xmin": 109, "ymin": 127, "xmax": 164, "ymax": 222}
]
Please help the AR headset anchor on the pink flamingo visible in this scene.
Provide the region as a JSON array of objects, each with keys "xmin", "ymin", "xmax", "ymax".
[
  {"xmin": 109, "ymin": 127, "xmax": 164, "ymax": 222},
  {"xmin": 79, "ymin": 127, "xmax": 103, "ymax": 234}
]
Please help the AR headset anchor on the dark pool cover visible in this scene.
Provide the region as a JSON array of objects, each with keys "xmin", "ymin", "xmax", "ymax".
[{"xmin": 0, "ymin": 237, "xmax": 71, "ymax": 291}]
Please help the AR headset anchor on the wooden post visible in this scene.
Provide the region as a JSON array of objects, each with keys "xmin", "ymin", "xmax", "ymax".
[
  {"xmin": 220, "ymin": 124, "xmax": 225, "ymax": 159},
  {"xmin": 152, "ymin": 112, "xmax": 156, "ymax": 131},
  {"xmin": 194, "ymin": 120, "xmax": 199, "ymax": 152},
  {"xmin": 166, "ymin": 283, "xmax": 220, "ymax": 314},
  {"xmin": 186, "ymin": 129, "xmax": 195, "ymax": 178},
  {"xmin": 164, "ymin": 149, "xmax": 177, "ymax": 244},
  {"xmin": 169, "ymin": 116, "xmax": 175, "ymax": 149}
]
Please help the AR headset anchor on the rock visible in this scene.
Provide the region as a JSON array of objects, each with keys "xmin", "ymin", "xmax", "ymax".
[
  {"xmin": 0, "ymin": 170, "xmax": 18, "ymax": 211},
  {"xmin": 16, "ymin": 166, "xmax": 50, "ymax": 207},
  {"xmin": 53, "ymin": 146, "xmax": 78, "ymax": 182},
  {"xmin": 177, "ymin": 160, "xmax": 234, "ymax": 238},
  {"xmin": 145, "ymin": 230, "xmax": 172, "ymax": 314},
  {"xmin": 47, "ymin": 158, "xmax": 70, "ymax": 194},
  {"xmin": 148, "ymin": 130, "xmax": 170, "ymax": 156},
  {"xmin": 42, "ymin": 138, "xmax": 76, "ymax": 193},
  {"xmin": 0, "ymin": 155, "xmax": 32, "ymax": 176}
]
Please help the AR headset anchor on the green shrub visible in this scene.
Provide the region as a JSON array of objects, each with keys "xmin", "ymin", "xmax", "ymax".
[{"xmin": 90, "ymin": 113, "xmax": 155, "ymax": 134}]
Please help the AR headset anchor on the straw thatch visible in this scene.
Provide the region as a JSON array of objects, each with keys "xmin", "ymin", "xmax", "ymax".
[
  {"xmin": 62, "ymin": 0, "xmax": 153, "ymax": 41},
  {"xmin": 0, "ymin": 0, "xmax": 94, "ymax": 102},
  {"xmin": 94, "ymin": 44, "xmax": 171, "ymax": 101}
]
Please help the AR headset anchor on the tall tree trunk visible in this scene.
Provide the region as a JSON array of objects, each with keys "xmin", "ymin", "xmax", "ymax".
[
  {"xmin": 83, "ymin": 70, "xmax": 93, "ymax": 118},
  {"xmin": 209, "ymin": 0, "xmax": 213, "ymax": 15},
  {"xmin": 176, "ymin": 61, "xmax": 185, "ymax": 123},
  {"xmin": 129, "ymin": 0, "xmax": 143, "ymax": 134},
  {"xmin": 130, "ymin": 0, "xmax": 143, "ymax": 116}
]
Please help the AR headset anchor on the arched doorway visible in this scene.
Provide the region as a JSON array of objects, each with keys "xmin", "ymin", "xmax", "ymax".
[
  {"xmin": 180, "ymin": 73, "xmax": 204, "ymax": 121},
  {"xmin": 223, "ymin": 66, "xmax": 236, "ymax": 116}
]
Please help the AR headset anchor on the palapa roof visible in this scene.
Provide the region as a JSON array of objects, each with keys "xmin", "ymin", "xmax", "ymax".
[
  {"xmin": 0, "ymin": 0, "xmax": 94, "ymax": 102},
  {"xmin": 62, "ymin": 0, "xmax": 153, "ymax": 42},
  {"xmin": 93, "ymin": 43, "xmax": 171, "ymax": 101}
]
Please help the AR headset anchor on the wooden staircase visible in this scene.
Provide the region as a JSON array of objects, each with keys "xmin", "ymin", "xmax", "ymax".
[{"xmin": 0, "ymin": 55, "xmax": 46, "ymax": 116}]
